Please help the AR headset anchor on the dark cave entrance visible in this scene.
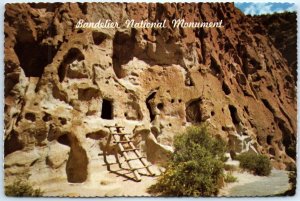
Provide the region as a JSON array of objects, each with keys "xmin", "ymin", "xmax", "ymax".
[
  {"xmin": 222, "ymin": 81, "xmax": 231, "ymax": 95},
  {"xmin": 228, "ymin": 105, "xmax": 240, "ymax": 125},
  {"xmin": 57, "ymin": 134, "xmax": 71, "ymax": 146},
  {"xmin": 92, "ymin": 31, "xmax": 107, "ymax": 45},
  {"xmin": 112, "ymin": 30, "xmax": 136, "ymax": 78},
  {"xmin": 146, "ymin": 92, "xmax": 156, "ymax": 122},
  {"xmin": 186, "ymin": 99, "xmax": 202, "ymax": 123},
  {"xmin": 58, "ymin": 48, "xmax": 85, "ymax": 82},
  {"xmin": 101, "ymin": 99, "xmax": 113, "ymax": 120},
  {"xmin": 14, "ymin": 41, "xmax": 57, "ymax": 77}
]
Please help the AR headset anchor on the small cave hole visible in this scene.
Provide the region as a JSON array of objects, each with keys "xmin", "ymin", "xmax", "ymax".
[
  {"xmin": 5, "ymin": 130, "xmax": 24, "ymax": 156},
  {"xmin": 101, "ymin": 99, "xmax": 113, "ymax": 120},
  {"xmin": 269, "ymin": 147, "xmax": 275, "ymax": 156},
  {"xmin": 57, "ymin": 134, "xmax": 71, "ymax": 146},
  {"xmin": 211, "ymin": 111, "xmax": 215, "ymax": 116},
  {"xmin": 261, "ymin": 99, "xmax": 275, "ymax": 113},
  {"xmin": 228, "ymin": 105, "xmax": 240, "ymax": 125},
  {"xmin": 59, "ymin": 117, "xmax": 67, "ymax": 125},
  {"xmin": 143, "ymin": 34, "xmax": 148, "ymax": 40},
  {"xmin": 146, "ymin": 92, "xmax": 156, "ymax": 122},
  {"xmin": 222, "ymin": 81, "xmax": 231, "ymax": 95},
  {"xmin": 92, "ymin": 32, "xmax": 107, "ymax": 45},
  {"xmin": 211, "ymin": 57, "xmax": 222, "ymax": 76},
  {"xmin": 244, "ymin": 106, "xmax": 250, "ymax": 115},
  {"xmin": 267, "ymin": 135, "xmax": 273, "ymax": 145},
  {"xmin": 267, "ymin": 85, "xmax": 273, "ymax": 92},
  {"xmin": 42, "ymin": 113, "xmax": 52, "ymax": 122},
  {"xmin": 25, "ymin": 113, "xmax": 36, "ymax": 122},
  {"xmin": 157, "ymin": 103, "xmax": 164, "ymax": 110},
  {"xmin": 78, "ymin": 2, "xmax": 88, "ymax": 14}
]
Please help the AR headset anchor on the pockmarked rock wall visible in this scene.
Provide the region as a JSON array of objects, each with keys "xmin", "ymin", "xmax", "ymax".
[
  {"xmin": 4, "ymin": 2, "xmax": 296, "ymax": 185},
  {"xmin": 251, "ymin": 12, "xmax": 297, "ymax": 82}
]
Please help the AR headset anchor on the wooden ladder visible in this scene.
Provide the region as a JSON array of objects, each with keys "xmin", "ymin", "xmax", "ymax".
[{"xmin": 104, "ymin": 125, "xmax": 155, "ymax": 182}]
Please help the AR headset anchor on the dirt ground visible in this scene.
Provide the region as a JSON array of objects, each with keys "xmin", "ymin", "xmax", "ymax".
[{"xmin": 41, "ymin": 154, "xmax": 161, "ymax": 197}]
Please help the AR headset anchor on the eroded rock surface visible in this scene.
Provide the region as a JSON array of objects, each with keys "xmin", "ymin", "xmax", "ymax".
[
  {"xmin": 251, "ymin": 12, "xmax": 297, "ymax": 81},
  {"xmin": 4, "ymin": 2, "xmax": 296, "ymax": 189}
]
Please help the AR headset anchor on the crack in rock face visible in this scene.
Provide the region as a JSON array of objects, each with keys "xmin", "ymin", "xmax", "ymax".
[{"xmin": 4, "ymin": 2, "xmax": 296, "ymax": 186}]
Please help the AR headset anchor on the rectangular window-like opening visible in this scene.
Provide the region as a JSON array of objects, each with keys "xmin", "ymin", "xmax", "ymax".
[{"xmin": 101, "ymin": 99, "xmax": 113, "ymax": 119}]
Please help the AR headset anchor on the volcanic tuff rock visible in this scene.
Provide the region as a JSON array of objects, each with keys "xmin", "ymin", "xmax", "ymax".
[
  {"xmin": 4, "ymin": 2, "xmax": 297, "ymax": 189},
  {"xmin": 251, "ymin": 12, "xmax": 297, "ymax": 82}
]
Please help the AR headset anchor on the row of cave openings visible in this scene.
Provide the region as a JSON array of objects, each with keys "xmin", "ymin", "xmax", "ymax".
[{"xmin": 14, "ymin": 30, "xmax": 107, "ymax": 78}]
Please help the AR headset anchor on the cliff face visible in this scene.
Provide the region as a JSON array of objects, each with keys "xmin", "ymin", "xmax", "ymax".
[
  {"xmin": 4, "ymin": 2, "xmax": 296, "ymax": 190},
  {"xmin": 251, "ymin": 12, "xmax": 297, "ymax": 81}
]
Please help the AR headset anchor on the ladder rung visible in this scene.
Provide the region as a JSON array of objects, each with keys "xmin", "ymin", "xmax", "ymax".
[
  {"xmin": 132, "ymin": 165, "xmax": 151, "ymax": 170},
  {"xmin": 125, "ymin": 156, "xmax": 146, "ymax": 161},
  {"xmin": 121, "ymin": 148, "xmax": 139, "ymax": 152},
  {"xmin": 113, "ymin": 140, "xmax": 133, "ymax": 143}
]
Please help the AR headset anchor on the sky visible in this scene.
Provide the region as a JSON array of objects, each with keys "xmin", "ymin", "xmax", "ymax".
[{"xmin": 235, "ymin": 3, "xmax": 296, "ymax": 15}]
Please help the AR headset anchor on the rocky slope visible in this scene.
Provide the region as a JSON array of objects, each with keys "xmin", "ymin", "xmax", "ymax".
[
  {"xmin": 251, "ymin": 12, "xmax": 297, "ymax": 81},
  {"xmin": 4, "ymin": 2, "xmax": 297, "ymax": 195}
]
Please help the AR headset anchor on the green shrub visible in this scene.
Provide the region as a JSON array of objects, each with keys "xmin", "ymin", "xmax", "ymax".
[
  {"xmin": 283, "ymin": 163, "xmax": 296, "ymax": 195},
  {"xmin": 236, "ymin": 152, "xmax": 272, "ymax": 176},
  {"xmin": 224, "ymin": 173, "xmax": 238, "ymax": 183},
  {"xmin": 5, "ymin": 179, "xmax": 43, "ymax": 197},
  {"xmin": 148, "ymin": 125, "xmax": 226, "ymax": 196}
]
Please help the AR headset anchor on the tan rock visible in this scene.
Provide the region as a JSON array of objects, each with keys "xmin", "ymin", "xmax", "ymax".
[{"xmin": 46, "ymin": 141, "xmax": 70, "ymax": 169}]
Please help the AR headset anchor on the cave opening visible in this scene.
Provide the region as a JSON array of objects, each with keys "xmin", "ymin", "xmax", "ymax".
[
  {"xmin": 228, "ymin": 105, "xmax": 240, "ymax": 125},
  {"xmin": 57, "ymin": 134, "xmax": 71, "ymax": 146},
  {"xmin": 277, "ymin": 119, "xmax": 296, "ymax": 159},
  {"xmin": 222, "ymin": 81, "xmax": 231, "ymax": 95},
  {"xmin": 210, "ymin": 56, "xmax": 221, "ymax": 76},
  {"xmin": 267, "ymin": 135, "xmax": 273, "ymax": 145},
  {"xmin": 4, "ymin": 130, "xmax": 24, "ymax": 156},
  {"xmin": 261, "ymin": 99, "xmax": 275, "ymax": 113},
  {"xmin": 146, "ymin": 92, "xmax": 156, "ymax": 122},
  {"xmin": 92, "ymin": 31, "xmax": 107, "ymax": 45},
  {"xmin": 112, "ymin": 30, "xmax": 136, "ymax": 78},
  {"xmin": 14, "ymin": 41, "xmax": 57, "ymax": 77},
  {"xmin": 101, "ymin": 99, "xmax": 113, "ymax": 120},
  {"xmin": 58, "ymin": 48, "xmax": 85, "ymax": 82},
  {"xmin": 186, "ymin": 99, "xmax": 202, "ymax": 123}
]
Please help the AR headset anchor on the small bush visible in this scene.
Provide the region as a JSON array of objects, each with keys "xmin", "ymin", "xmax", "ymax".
[
  {"xmin": 5, "ymin": 179, "xmax": 43, "ymax": 197},
  {"xmin": 236, "ymin": 152, "xmax": 272, "ymax": 176},
  {"xmin": 283, "ymin": 163, "xmax": 296, "ymax": 195},
  {"xmin": 224, "ymin": 173, "xmax": 238, "ymax": 183},
  {"xmin": 148, "ymin": 125, "xmax": 226, "ymax": 196}
]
